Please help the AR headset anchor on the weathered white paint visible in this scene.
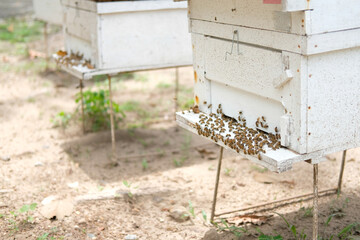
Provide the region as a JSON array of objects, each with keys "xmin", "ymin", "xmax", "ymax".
[
  {"xmin": 192, "ymin": 34, "xmax": 212, "ymax": 114},
  {"xmin": 204, "ymin": 36, "xmax": 284, "ymax": 101},
  {"xmin": 306, "ymin": 48, "xmax": 360, "ymax": 153},
  {"xmin": 33, "ymin": 0, "xmax": 63, "ymax": 25},
  {"xmin": 62, "ymin": 0, "xmax": 193, "ymax": 74},
  {"xmin": 282, "ymin": 0, "xmax": 312, "ymax": 12},
  {"xmin": 191, "ymin": 20, "xmax": 360, "ymax": 56},
  {"xmin": 190, "ymin": 0, "xmax": 360, "ymax": 35}
]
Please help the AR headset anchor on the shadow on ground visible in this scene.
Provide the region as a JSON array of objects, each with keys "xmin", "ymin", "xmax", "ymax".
[
  {"xmin": 61, "ymin": 126, "xmax": 221, "ymax": 182},
  {"xmin": 211, "ymin": 192, "xmax": 360, "ymax": 240}
]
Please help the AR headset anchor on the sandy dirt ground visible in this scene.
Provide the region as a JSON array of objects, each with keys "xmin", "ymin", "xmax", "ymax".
[{"xmin": 0, "ymin": 28, "xmax": 360, "ymax": 240}]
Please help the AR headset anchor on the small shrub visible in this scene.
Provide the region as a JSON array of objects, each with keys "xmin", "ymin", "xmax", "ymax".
[
  {"xmin": 51, "ymin": 111, "xmax": 72, "ymax": 128},
  {"xmin": 75, "ymin": 89, "xmax": 125, "ymax": 132}
]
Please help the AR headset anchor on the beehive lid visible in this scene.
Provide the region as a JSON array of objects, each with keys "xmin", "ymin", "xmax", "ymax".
[{"xmin": 61, "ymin": 0, "xmax": 187, "ymax": 13}]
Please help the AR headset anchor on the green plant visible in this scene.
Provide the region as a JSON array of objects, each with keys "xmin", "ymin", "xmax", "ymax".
[
  {"xmin": 275, "ymin": 212, "xmax": 307, "ymax": 240},
  {"xmin": 37, "ymin": 233, "xmax": 50, "ymax": 240},
  {"xmin": 37, "ymin": 227, "xmax": 59, "ymax": 240},
  {"xmin": 157, "ymin": 82, "xmax": 172, "ymax": 89},
  {"xmin": 4, "ymin": 203, "xmax": 38, "ymax": 232},
  {"xmin": 337, "ymin": 222, "xmax": 360, "ymax": 240},
  {"xmin": 51, "ymin": 111, "xmax": 72, "ymax": 128},
  {"xmin": 19, "ymin": 203, "xmax": 37, "ymax": 223},
  {"xmin": 258, "ymin": 235, "xmax": 283, "ymax": 240},
  {"xmin": 201, "ymin": 210, "xmax": 207, "ymax": 222},
  {"xmin": 299, "ymin": 207, "xmax": 313, "ymax": 218},
  {"xmin": 123, "ymin": 180, "xmax": 138, "ymax": 198},
  {"xmin": 224, "ymin": 167, "xmax": 232, "ymax": 176},
  {"xmin": 329, "ymin": 197, "xmax": 349, "ymax": 218},
  {"xmin": 75, "ymin": 89, "xmax": 125, "ymax": 132},
  {"xmin": 188, "ymin": 201, "xmax": 196, "ymax": 218},
  {"xmin": 256, "ymin": 213, "xmax": 360, "ymax": 240},
  {"xmin": 173, "ymin": 156, "xmax": 187, "ymax": 167},
  {"xmin": 213, "ymin": 219, "xmax": 247, "ymax": 237},
  {"xmin": 142, "ymin": 158, "xmax": 148, "ymax": 170},
  {"xmin": 179, "ymin": 97, "xmax": 194, "ymax": 110},
  {"xmin": 0, "ymin": 18, "xmax": 44, "ymax": 43}
]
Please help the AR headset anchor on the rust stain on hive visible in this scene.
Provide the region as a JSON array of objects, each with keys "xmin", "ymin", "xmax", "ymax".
[
  {"xmin": 195, "ymin": 95, "xmax": 199, "ymax": 105},
  {"xmin": 194, "ymin": 71, "xmax": 198, "ymax": 83}
]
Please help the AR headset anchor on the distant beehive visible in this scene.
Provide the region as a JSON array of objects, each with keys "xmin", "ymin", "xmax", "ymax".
[
  {"xmin": 189, "ymin": 0, "xmax": 360, "ymax": 154},
  {"xmin": 61, "ymin": 0, "xmax": 193, "ymax": 72},
  {"xmin": 33, "ymin": 0, "xmax": 63, "ymax": 25}
]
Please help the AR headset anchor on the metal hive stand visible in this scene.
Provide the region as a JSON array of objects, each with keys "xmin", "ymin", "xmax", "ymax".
[
  {"xmin": 54, "ymin": 58, "xmax": 188, "ymax": 160},
  {"xmin": 175, "ymin": 111, "xmax": 349, "ymax": 239},
  {"xmin": 211, "ymin": 148, "xmax": 347, "ymax": 239}
]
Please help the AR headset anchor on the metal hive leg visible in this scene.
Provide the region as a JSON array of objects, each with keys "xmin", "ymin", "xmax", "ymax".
[
  {"xmin": 79, "ymin": 79, "xmax": 85, "ymax": 134},
  {"xmin": 211, "ymin": 147, "xmax": 224, "ymax": 223},
  {"xmin": 337, "ymin": 150, "xmax": 347, "ymax": 194},
  {"xmin": 313, "ymin": 163, "xmax": 319, "ymax": 240},
  {"xmin": 43, "ymin": 22, "xmax": 49, "ymax": 69},
  {"xmin": 107, "ymin": 75, "xmax": 116, "ymax": 160},
  {"xmin": 174, "ymin": 67, "xmax": 179, "ymax": 120}
]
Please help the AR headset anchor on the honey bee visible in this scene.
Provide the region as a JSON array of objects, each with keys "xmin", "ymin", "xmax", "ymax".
[
  {"xmin": 262, "ymin": 116, "xmax": 266, "ymax": 122},
  {"xmin": 257, "ymin": 154, "xmax": 262, "ymax": 160},
  {"xmin": 208, "ymin": 104, "xmax": 212, "ymax": 109},
  {"xmin": 193, "ymin": 105, "xmax": 200, "ymax": 114},
  {"xmin": 182, "ymin": 111, "xmax": 185, "ymax": 114},
  {"xmin": 219, "ymin": 104, "xmax": 222, "ymax": 108},
  {"xmin": 204, "ymin": 101, "xmax": 207, "ymax": 104},
  {"xmin": 264, "ymin": 124, "xmax": 269, "ymax": 129},
  {"xmin": 275, "ymin": 127, "xmax": 279, "ymax": 133}
]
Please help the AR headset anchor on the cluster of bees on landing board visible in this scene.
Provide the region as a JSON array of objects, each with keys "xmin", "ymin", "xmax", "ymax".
[
  {"xmin": 55, "ymin": 50, "xmax": 95, "ymax": 69},
  {"xmin": 187, "ymin": 104, "xmax": 281, "ymax": 160}
]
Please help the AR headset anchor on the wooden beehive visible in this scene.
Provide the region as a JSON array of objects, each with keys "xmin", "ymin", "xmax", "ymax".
[
  {"xmin": 61, "ymin": 0, "xmax": 192, "ymax": 73},
  {"xmin": 185, "ymin": 0, "xmax": 360, "ymax": 155},
  {"xmin": 33, "ymin": 0, "xmax": 63, "ymax": 25}
]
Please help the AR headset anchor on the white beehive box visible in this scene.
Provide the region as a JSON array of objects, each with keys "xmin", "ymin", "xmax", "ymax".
[
  {"xmin": 61, "ymin": 0, "xmax": 192, "ymax": 74},
  {"xmin": 187, "ymin": 0, "xmax": 360, "ymax": 155},
  {"xmin": 33, "ymin": 0, "xmax": 63, "ymax": 25}
]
